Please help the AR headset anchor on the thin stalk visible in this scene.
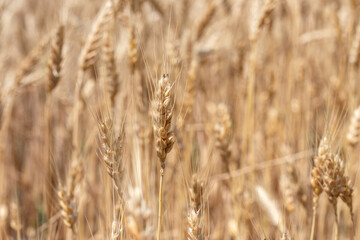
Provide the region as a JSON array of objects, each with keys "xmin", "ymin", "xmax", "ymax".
[
  {"xmin": 16, "ymin": 229, "xmax": 21, "ymax": 240},
  {"xmin": 310, "ymin": 204, "xmax": 317, "ymax": 240},
  {"xmin": 120, "ymin": 205, "xmax": 124, "ymax": 240},
  {"xmin": 334, "ymin": 204, "xmax": 338, "ymax": 240},
  {"xmin": 157, "ymin": 168, "xmax": 164, "ymax": 240}
]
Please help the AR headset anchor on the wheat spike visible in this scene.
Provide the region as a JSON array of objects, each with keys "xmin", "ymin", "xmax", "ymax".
[
  {"xmin": 311, "ymin": 137, "xmax": 354, "ymax": 239},
  {"xmin": 57, "ymin": 159, "xmax": 82, "ymax": 236},
  {"xmin": 103, "ymin": 28, "xmax": 119, "ymax": 106},
  {"xmin": 79, "ymin": 1, "xmax": 113, "ymax": 71},
  {"xmin": 312, "ymin": 137, "xmax": 353, "ymax": 216},
  {"xmin": 185, "ymin": 175, "xmax": 204, "ymax": 240},
  {"xmin": 153, "ymin": 74, "xmax": 175, "ymax": 240},
  {"xmin": 47, "ymin": 25, "xmax": 64, "ymax": 93},
  {"xmin": 58, "ymin": 186, "xmax": 78, "ymax": 234},
  {"xmin": 153, "ymin": 74, "xmax": 175, "ymax": 169},
  {"xmin": 183, "ymin": 58, "xmax": 198, "ymax": 120},
  {"xmin": 128, "ymin": 25, "xmax": 138, "ymax": 75},
  {"xmin": 98, "ymin": 115, "xmax": 125, "ymax": 199},
  {"xmin": 214, "ymin": 103, "xmax": 232, "ymax": 172}
]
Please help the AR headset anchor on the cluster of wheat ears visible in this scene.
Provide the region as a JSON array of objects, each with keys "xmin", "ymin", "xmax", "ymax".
[{"xmin": 1, "ymin": 0, "xmax": 360, "ymax": 239}]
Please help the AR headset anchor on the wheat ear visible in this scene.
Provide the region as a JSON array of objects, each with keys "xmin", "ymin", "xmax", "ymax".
[
  {"xmin": 46, "ymin": 25, "xmax": 64, "ymax": 93},
  {"xmin": 58, "ymin": 160, "xmax": 83, "ymax": 237},
  {"xmin": 152, "ymin": 74, "xmax": 175, "ymax": 240},
  {"xmin": 185, "ymin": 175, "xmax": 204, "ymax": 240},
  {"xmin": 214, "ymin": 103, "xmax": 232, "ymax": 173},
  {"xmin": 97, "ymin": 114, "xmax": 125, "ymax": 239},
  {"xmin": 103, "ymin": 26, "xmax": 119, "ymax": 108},
  {"xmin": 311, "ymin": 137, "xmax": 354, "ymax": 240},
  {"xmin": 128, "ymin": 25, "xmax": 138, "ymax": 75},
  {"xmin": 45, "ymin": 25, "xmax": 64, "ymax": 220}
]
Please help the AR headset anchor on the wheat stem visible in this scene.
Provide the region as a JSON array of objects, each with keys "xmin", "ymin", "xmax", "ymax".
[
  {"xmin": 310, "ymin": 204, "xmax": 317, "ymax": 240},
  {"xmin": 157, "ymin": 168, "xmax": 164, "ymax": 240},
  {"xmin": 334, "ymin": 204, "xmax": 338, "ymax": 240}
]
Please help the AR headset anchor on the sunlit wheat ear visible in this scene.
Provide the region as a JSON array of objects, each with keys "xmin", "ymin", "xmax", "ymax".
[
  {"xmin": 185, "ymin": 175, "xmax": 204, "ymax": 240},
  {"xmin": 57, "ymin": 159, "xmax": 82, "ymax": 236},
  {"xmin": 153, "ymin": 74, "xmax": 175, "ymax": 170},
  {"xmin": 311, "ymin": 136, "xmax": 354, "ymax": 240},
  {"xmin": 347, "ymin": 106, "xmax": 360, "ymax": 147},
  {"xmin": 152, "ymin": 74, "xmax": 175, "ymax": 240},
  {"xmin": 58, "ymin": 185, "xmax": 78, "ymax": 235},
  {"xmin": 46, "ymin": 25, "xmax": 64, "ymax": 93},
  {"xmin": 310, "ymin": 137, "xmax": 329, "ymax": 240}
]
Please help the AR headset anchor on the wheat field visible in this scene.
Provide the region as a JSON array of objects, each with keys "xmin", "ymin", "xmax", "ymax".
[{"xmin": 0, "ymin": 0, "xmax": 359, "ymax": 239}]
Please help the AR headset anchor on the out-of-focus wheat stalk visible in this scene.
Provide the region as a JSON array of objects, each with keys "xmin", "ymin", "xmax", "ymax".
[
  {"xmin": 45, "ymin": 25, "xmax": 64, "ymax": 219},
  {"xmin": 73, "ymin": 0, "xmax": 114, "ymax": 163},
  {"xmin": 97, "ymin": 113, "xmax": 125, "ymax": 239}
]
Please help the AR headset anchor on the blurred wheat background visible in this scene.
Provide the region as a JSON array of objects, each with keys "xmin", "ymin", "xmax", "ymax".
[{"xmin": 0, "ymin": 0, "xmax": 359, "ymax": 239}]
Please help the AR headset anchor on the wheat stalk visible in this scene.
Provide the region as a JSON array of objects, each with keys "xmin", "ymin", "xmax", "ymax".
[
  {"xmin": 45, "ymin": 25, "xmax": 65, "ymax": 220},
  {"xmin": 97, "ymin": 113, "xmax": 125, "ymax": 239},
  {"xmin": 152, "ymin": 74, "xmax": 175, "ymax": 240},
  {"xmin": 72, "ymin": 0, "xmax": 114, "ymax": 166}
]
